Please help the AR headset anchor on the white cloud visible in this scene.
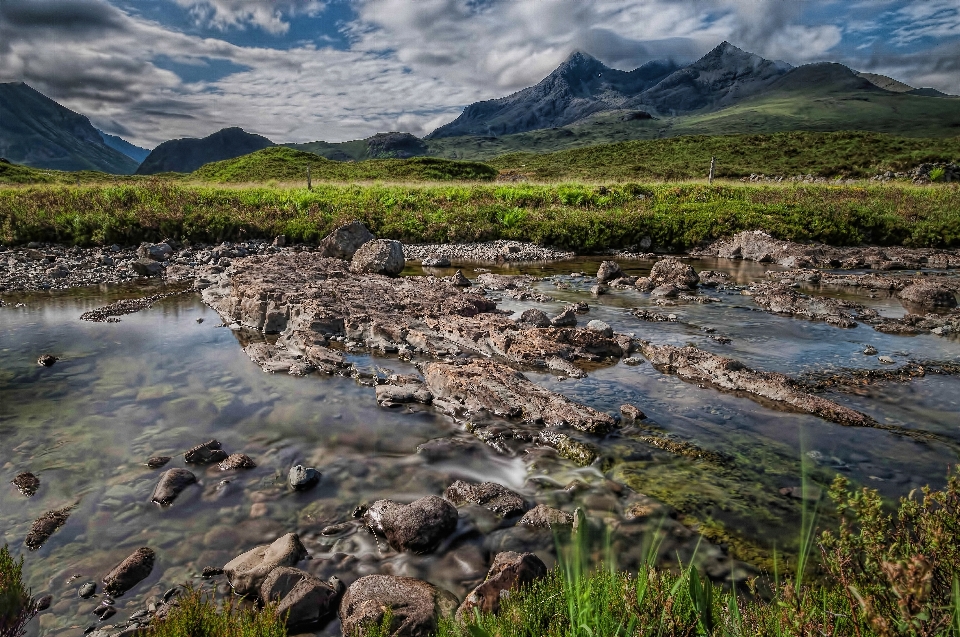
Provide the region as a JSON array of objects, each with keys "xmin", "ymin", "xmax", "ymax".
[
  {"xmin": 890, "ymin": 0, "xmax": 960, "ymax": 45},
  {"xmin": 171, "ymin": 0, "xmax": 326, "ymax": 34}
]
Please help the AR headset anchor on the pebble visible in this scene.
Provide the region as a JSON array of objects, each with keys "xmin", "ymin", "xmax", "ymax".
[
  {"xmin": 878, "ymin": 355, "xmax": 895, "ymax": 364},
  {"xmin": 863, "ymin": 345, "xmax": 878, "ymax": 355},
  {"xmin": 79, "ymin": 582, "xmax": 96, "ymax": 598}
]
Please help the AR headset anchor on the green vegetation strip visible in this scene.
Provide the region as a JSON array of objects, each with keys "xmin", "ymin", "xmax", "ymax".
[{"xmin": 1, "ymin": 181, "xmax": 959, "ymax": 249}]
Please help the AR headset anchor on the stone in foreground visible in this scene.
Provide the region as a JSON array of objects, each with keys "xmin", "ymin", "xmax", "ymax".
[
  {"xmin": 224, "ymin": 532, "xmax": 309, "ymax": 597},
  {"xmin": 350, "ymin": 239, "xmax": 405, "ymax": 276},
  {"xmin": 259, "ymin": 566, "xmax": 341, "ymax": 629},
  {"xmin": 103, "ymin": 547, "xmax": 155, "ymax": 596},
  {"xmin": 184, "ymin": 439, "xmax": 228, "ymax": 465},
  {"xmin": 339, "ymin": 575, "xmax": 458, "ymax": 637},
  {"xmin": 456, "ymin": 551, "xmax": 547, "ymax": 621},
  {"xmin": 444, "ymin": 480, "xmax": 528, "ymax": 518},
  {"xmin": 317, "ymin": 221, "xmax": 376, "ymax": 260},
  {"xmin": 518, "ymin": 504, "xmax": 574, "ymax": 529},
  {"xmin": 363, "ymin": 496, "xmax": 458, "ymax": 553},
  {"xmin": 12, "ymin": 472, "xmax": 40, "ymax": 496},
  {"xmin": 288, "ymin": 465, "xmax": 320, "ymax": 490},
  {"xmin": 151, "ymin": 468, "xmax": 197, "ymax": 505}
]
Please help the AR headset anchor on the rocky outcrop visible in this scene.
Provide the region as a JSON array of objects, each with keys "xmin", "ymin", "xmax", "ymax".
[
  {"xmin": 259, "ymin": 567, "xmax": 341, "ymax": 629},
  {"xmin": 423, "ymin": 359, "xmax": 616, "ymax": 433},
  {"xmin": 898, "ymin": 282, "xmax": 958, "ymax": 308},
  {"xmin": 151, "ymin": 468, "xmax": 198, "ymax": 505},
  {"xmin": 444, "ymin": 481, "xmax": 528, "ymax": 518},
  {"xmin": 363, "ymin": 496, "xmax": 459, "ymax": 553},
  {"xmin": 317, "ymin": 221, "xmax": 376, "ymax": 260},
  {"xmin": 636, "ymin": 258, "xmax": 699, "ymax": 291},
  {"xmin": 456, "ymin": 552, "xmax": 547, "ymax": 621},
  {"xmin": 351, "ymin": 239, "xmax": 405, "ymax": 276},
  {"xmin": 224, "ymin": 533, "xmax": 308, "ymax": 597},
  {"xmin": 339, "ymin": 575, "xmax": 459, "ymax": 637},
  {"xmin": 102, "ymin": 547, "xmax": 155, "ymax": 596},
  {"xmin": 596, "ymin": 261, "xmax": 622, "ymax": 283},
  {"xmin": 748, "ymin": 283, "xmax": 872, "ymax": 327},
  {"xmin": 24, "ymin": 506, "xmax": 71, "ymax": 550}
]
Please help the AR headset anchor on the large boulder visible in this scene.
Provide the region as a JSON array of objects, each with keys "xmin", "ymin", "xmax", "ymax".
[
  {"xmin": 456, "ymin": 552, "xmax": 547, "ymax": 621},
  {"xmin": 103, "ymin": 547, "xmax": 155, "ymax": 596},
  {"xmin": 363, "ymin": 496, "xmax": 458, "ymax": 553},
  {"xmin": 151, "ymin": 468, "xmax": 197, "ymax": 505},
  {"xmin": 444, "ymin": 481, "xmax": 528, "ymax": 518},
  {"xmin": 317, "ymin": 221, "xmax": 375, "ymax": 260},
  {"xmin": 596, "ymin": 261, "xmax": 622, "ymax": 283},
  {"xmin": 637, "ymin": 258, "xmax": 699, "ymax": 291},
  {"xmin": 130, "ymin": 259, "xmax": 163, "ymax": 277},
  {"xmin": 339, "ymin": 575, "xmax": 458, "ymax": 637},
  {"xmin": 137, "ymin": 242, "xmax": 173, "ymax": 261},
  {"xmin": 350, "ymin": 240, "xmax": 406, "ymax": 276},
  {"xmin": 897, "ymin": 282, "xmax": 957, "ymax": 308},
  {"xmin": 259, "ymin": 567, "xmax": 341, "ymax": 629},
  {"xmin": 223, "ymin": 533, "xmax": 308, "ymax": 597}
]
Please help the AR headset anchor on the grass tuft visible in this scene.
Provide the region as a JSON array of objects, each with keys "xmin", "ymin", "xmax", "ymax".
[
  {"xmin": 146, "ymin": 586, "xmax": 287, "ymax": 637},
  {"xmin": 0, "ymin": 545, "xmax": 36, "ymax": 637}
]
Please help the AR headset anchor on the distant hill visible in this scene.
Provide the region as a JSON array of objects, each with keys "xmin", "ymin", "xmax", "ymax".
[
  {"xmin": 289, "ymin": 132, "xmax": 429, "ymax": 161},
  {"xmin": 0, "ymin": 82, "xmax": 139, "ymax": 174},
  {"xmin": 99, "ymin": 131, "xmax": 150, "ymax": 164},
  {"xmin": 136, "ymin": 127, "xmax": 274, "ymax": 175}
]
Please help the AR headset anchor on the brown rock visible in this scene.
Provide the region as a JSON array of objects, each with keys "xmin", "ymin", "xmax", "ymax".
[
  {"xmin": 596, "ymin": 261, "xmax": 622, "ymax": 283},
  {"xmin": 444, "ymin": 481, "xmax": 528, "ymax": 518},
  {"xmin": 219, "ymin": 453, "xmax": 257, "ymax": 471},
  {"xmin": 898, "ymin": 282, "xmax": 958, "ymax": 308},
  {"xmin": 184, "ymin": 440, "xmax": 228, "ymax": 465},
  {"xmin": 151, "ymin": 468, "xmax": 198, "ymax": 505},
  {"xmin": 316, "ymin": 221, "xmax": 375, "ymax": 260},
  {"xmin": 339, "ymin": 575, "xmax": 458, "ymax": 637},
  {"xmin": 224, "ymin": 533, "xmax": 308, "ymax": 597},
  {"xmin": 363, "ymin": 496, "xmax": 458, "ymax": 553},
  {"xmin": 647, "ymin": 258, "xmax": 699, "ymax": 289},
  {"xmin": 350, "ymin": 239, "xmax": 405, "ymax": 276},
  {"xmin": 102, "ymin": 547, "xmax": 155, "ymax": 596},
  {"xmin": 24, "ymin": 506, "xmax": 71, "ymax": 550},
  {"xmin": 260, "ymin": 567, "xmax": 340, "ymax": 629},
  {"xmin": 456, "ymin": 552, "xmax": 547, "ymax": 621},
  {"xmin": 12, "ymin": 472, "xmax": 39, "ymax": 496},
  {"xmin": 518, "ymin": 504, "xmax": 574, "ymax": 529}
]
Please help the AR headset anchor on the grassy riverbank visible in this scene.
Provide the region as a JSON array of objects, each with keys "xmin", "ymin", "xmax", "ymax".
[{"xmin": 1, "ymin": 181, "xmax": 959, "ymax": 249}]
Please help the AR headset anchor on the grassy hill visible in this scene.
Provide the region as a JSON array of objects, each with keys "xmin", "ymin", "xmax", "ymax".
[{"xmin": 191, "ymin": 147, "xmax": 497, "ymax": 182}]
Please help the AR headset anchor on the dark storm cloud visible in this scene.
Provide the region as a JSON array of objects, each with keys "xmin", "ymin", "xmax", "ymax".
[{"xmin": 0, "ymin": 0, "xmax": 125, "ymax": 31}]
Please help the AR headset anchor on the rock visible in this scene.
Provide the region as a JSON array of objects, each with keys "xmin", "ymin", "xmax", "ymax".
[
  {"xmin": 518, "ymin": 309, "xmax": 551, "ymax": 328},
  {"xmin": 623, "ymin": 356, "xmax": 645, "ymax": 366},
  {"xmin": 12, "ymin": 472, "xmax": 40, "ymax": 496},
  {"xmin": 350, "ymin": 239, "xmax": 405, "ymax": 276},
  {"xmin": 449, "ymin": 270, "xmax": 472, "ymax": 287},
  {"xmin": 223, "ymin": 533, "xmax": 308, "ymax": 597},
  {"xmin": 375, "ymin": 384, "xmax": 433, "ymax": 406},
  {"xmin": 273, "ymin": 235, "xmax": 287, "ymax": 247},
  {"xmin": 589, "ymin": 284, "xmax": 607, "ymax": 296},
  {"xmin": 151, "ymin": 468, "xmax": 197, "ymax": 505},
  {"xmin": 93, "ymin": 604, "xmax": 115, "ymax": 620},
  {"xmin": 364, "ymin": 497, "xmax": 458, "ymax": 554},
  {"xmin": 102, "ymin": 547, "xmax": 155, "ymax": 596},
  {"xmin": 288, "ymin": 465, "xmax": 320, "ymax": 490},
  {"xmin": 698, "ymin": 270, "xmax": 730, "ymax": 287},
  {"xmin": 317, "ymin": 221, "xmax": 376, "ymax": 260},
  {"xmin": 650, "ymin": 283, "xmax": 679, "ymax": 298},
  {"xmin": 183, "ymin": 440, "xmax": 228, "ymax": 464},
  {"xmin": 646, "ymin": 258, "xmax": 699, "ymax": 289},
  {"xmin": 878, "ymin": 356, "xmax": 895, "ymax": 364},
  {"xmin": 79, "ymin": 582, "xmax": 96, "ymax": 598},
  {"xmin": 146, "ymin": 457, "xmax": 171, "ymax": 469},
  {"xmin": 456, "ymin": 552, "xmax": 547, "ymax": 621},
  {"xmin": 444, "ymin": 481, "xmax": 528, "ymax": 518},
  {"xmin": 550, "ymin": 307, "xmax": 578, "ymax": 327},
  {"xmin": 596, "ymin": 261, "xmax": 622, "ymax": 283},
  {"xmin": 130, "ymin": 259, "xmax": 163, "ymax": 277},
  {"xmin": 36, "ymin": 354, "xmax": 58, "ymax": 367},
  {"xmin": 863, "ymin": 346, "xmax": 878, "ymax": 355},
  {"xmin": 898, "ymin": 282, "xmax": 957, "ymax": 308},
  {"xmin": 537, "ymin": 431, "xmax": 599, "ymax": 466},
  {"xmin": 422, "ymin": 256, "xmax": 451, "ymax": 268},
  {"xmin": 137, "ymin": 243, "xmax": 173, "ymax": 261},
  {"xmin": 585, "ymin": 320, "xmax": 612, "ymax": 338},
  {"xmin": 34, "ymin": 594, "xmax": 52, "ymax": 611},
  {"xmin": 620, "ymin": 404, "xmax": 646, "ymax": 421},
  {"xmin": 259, "ymin": 567, "xmax": 341, "ymax": 629},
  {"xmin": 218, "ymin": 454, "xmax": 256, "ymax": 471},
  {"xmin": 518, "ymin": 504, "xmax": 574, "ymax": 529},
  {"xmin": 339, "ymin": 575, "xmax": 458, "ymax": 637},
  {"xmin": 201, "ymin": 566, "xmax": 223, "ymax": 578},
  {"xmin": 25, "ymin": 506, "xmax": 71, "ymax": 550},
  {"xmin": 749, "ymin": 283, "xmax": 863, "ymax": 328}
]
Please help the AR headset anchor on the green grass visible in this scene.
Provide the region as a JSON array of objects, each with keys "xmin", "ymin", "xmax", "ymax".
[
  {"xmin": 146, "ymin": 587, "xmax": 287, "ymax": 637},
  {"xmin": 0, "ymin": 545, "xmax": 36, "ymax": 637},
  {"xmin": 1, "ymin": 181, "xmax": 958, "ymax": 249}
]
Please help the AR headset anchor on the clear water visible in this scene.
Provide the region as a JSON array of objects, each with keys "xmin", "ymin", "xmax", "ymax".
[{"xmin": 2, "ymin": 258, "xmax": 959, "ymax": 635}]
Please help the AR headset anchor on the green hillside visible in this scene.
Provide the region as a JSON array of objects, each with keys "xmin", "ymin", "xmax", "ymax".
[
  {"xmin": 489, "ymin": 131, "xmax": 960, "ymax": 181},
  {"xmin": 191, "ymin": 147, "xmax": 497, "ymax": 182}
]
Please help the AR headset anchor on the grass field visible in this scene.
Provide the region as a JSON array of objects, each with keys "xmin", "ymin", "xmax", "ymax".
[{"xmin": 1, "ymin": 181, "xmax": 958, "ymax": 249}]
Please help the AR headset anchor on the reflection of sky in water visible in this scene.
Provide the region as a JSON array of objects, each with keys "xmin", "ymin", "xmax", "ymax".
[{"xmin": 1, "ymin": 258, "xmax": 958, "ymax": 635}]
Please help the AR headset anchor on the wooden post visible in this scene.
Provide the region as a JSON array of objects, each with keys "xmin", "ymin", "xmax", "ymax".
[
  {"xmin": 307, "ymin": 166, "xmax": 312, "ymax": 190},
  {"xmin": 708, "ymin": 156, "xmax": 716, "ymax": 184}
]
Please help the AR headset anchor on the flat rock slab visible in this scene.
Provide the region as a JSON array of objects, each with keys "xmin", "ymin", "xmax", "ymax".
[
  {"xmin": 103, "ymin": 547, "xmax": 155, "ymax": 596},
  {"xmin": 339, "ymin": 575, "xmax": 459, "ymax": 637},
  {"xmin": 224, "ymin": 533, "xmax": 308, "ymax": 597},
  {"xmin": 25, "ymin": 506, "xmax": 72, "ymax": 550},
  {"xmin": 151, "ymin": 468, "xmax": 197, "ymax": 505},
  {"xmin": 749, "ymin": 283, "xmax": 871, "ymax": 328},
  {"xmin": 456, "ymin": 551, "xmax": 547, "ymax": 621},
  {"xmin": 363, "ymin": 496, "xmax": 458, "ymax": 554},
  {"xmin": 423, "ymin": 359, "xmax": 615, "ymax": 434},
  {"xmin": 444, "ymin": 480, "xmax": 528, "ymax": 518}
]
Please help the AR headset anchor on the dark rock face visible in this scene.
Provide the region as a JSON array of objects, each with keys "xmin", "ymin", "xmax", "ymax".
[
  {"xmin": 350, "ymin": 239, "xmax": 406, "ymax": 276},
  {"xmin": 518, "ymin": 504, "xmax": 574, "ymax": 529},
  {"xmin": 136, "ymin": 127, "xmax": 274, "ymax": 175},
  {"xmin": 223, "ymin": 533, "xmax": 309, "ymax": 597},
  {"xmin": 12, "ymin": 472, "xmax": 39, "ymax": 496},
  {"xmin": 36, "ymin": 354, "xmax": 58, "ymax": 367},
  {"xmin": 596, "ymin": 261, "xmax": 622, "ymax": 283},
  {"xmin": 456, "ymin": 552, "xmax": 547, "ymax": 620},
  {"xmin": 25, "ymin": 506, "xmax": 72, "ymax": 550},
  {"xmin": 218, "ymin": 453, "xmax": 256, "ymax": 470},
  {"xmin": 316, "ymin": 221, "xmax": 376, "ymax": 260},
  {"xmin": 184, "ymin": 440, "xmax": 228, "ymax": 465},
  {"xmin": 363, "ymin": 496, "xmax": 459, "ymax": 553},
  {"xmin": 339, "ymin": 575, "xmax": 459, "ymax": 637},
  {"xmin": 102, "ymin": 547, "xmax": 155, "ymax": 596},
  {"xmin": 444, "ymin": 481, "xmax": 528, "ymax": 518},
  {"xmin": 151, "ymin": 468, "xmax": 198, "ymax": 505},
  {"xmin": 259, "ymin": 567, "xmax": 341, "ymax": 629},
  {"xmin": 898, "ymin": 282, "xmax": 958, "ymax": 308},
  {"xmin": 146, "ymin": 456, "xmax": 171, "ymax": 469}
]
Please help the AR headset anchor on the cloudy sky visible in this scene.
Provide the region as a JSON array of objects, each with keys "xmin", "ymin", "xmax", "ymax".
[{"xmin": 1, "ymin": 0, "xmax": 957, "ymax": 148}]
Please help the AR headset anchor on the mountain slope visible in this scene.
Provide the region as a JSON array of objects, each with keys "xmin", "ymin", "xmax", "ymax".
[
  {"xmin": 427, "ymin": 52, "xmax": 678, "ymax": 139},
  {"xmin": 99, "ymin": 131, "xmax": 150, "ymax": 164},
  {"xmin": 289, "ymin": 132, "xmax": 430, "ymax": 161},
  {"xmin": 0, "ymin": 82, "xmax": 139, "ymax": 174},
  {"xmin": 136, "ymin": 127, "xmax": 274, "ymax": 175}
]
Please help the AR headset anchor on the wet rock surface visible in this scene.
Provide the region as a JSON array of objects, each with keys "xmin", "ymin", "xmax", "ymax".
[
  {"xmin": 102, "ymin": 547, "xmax": 155, "ymax": 596},
  {"xmin": 363, "ymin": 496, "xmax": 459, "ymax": 553},
  {"xmin": 339, "ymin": 574, "xmax": 459, "ymax": 637},
  {"xmin": 748, "ymin": 283, "xmax": 872, "ymax": 327},
  {"xmin": 25, "ymin": 506, "xmax": 72, "ymax": 550},
  {"xmin": 223, "ymin": 533, "xmax": 308, "ymax": 597},
  {"xmin": 288, "ymin": 465, "xmax": 321, "ymax": 490},
  {"xmin": 151, "ymin": 468, "xmax": 197, "ymax": 505},
  {"xmin": 183, "ymin": 440, "xmax": 228, "ymax": 465},
  {"xmin": 898, "ymin": 281, "xmax": 958, "ymax": 308},
  {"xmin": 636, "ymin": 257, "xmax": 700, "ymax": 291},
  {"xmin": 12, "ymin": 471, "xmax": 39, "ymax": 496},
  {"xmin": 456, "ymin": 551, "xmax": 547, "ymax": 620},
  {"xmin": 518, "ymin": 504, "xmax": 575, "ymax": 529},
  {"xmin": 259, "ymin": 567, "xmax": 341, "ymax": 629},
  {"xmin": 218, "ymin": 453, "xmax": 256, "ymax": 470},
  {"xmin": 444, "ymin": 480, "xmax": 528, "ymax": 518}
]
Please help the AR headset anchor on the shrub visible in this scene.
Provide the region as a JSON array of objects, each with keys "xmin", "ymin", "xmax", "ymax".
[{"xmin": 0, "ymin": 545, "xmax": 36, "ymax": 637}]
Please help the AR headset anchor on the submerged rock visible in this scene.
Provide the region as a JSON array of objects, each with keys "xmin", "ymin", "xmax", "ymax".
[
  {"xmin": 78, "ymin": 582, "xmax": 96, "ymax": 598},
  {"xmin": 288, "ymin": 465, "xmax": 320, "ymax": 490},
  {"xmin": 456, "ymin": 552, "xmax": 547, "ymax": 621},
  {"xmin": 339, "ymin": 575, "xmax": 459, "ymax": 637},
  {"xmin": 350, "ymin": 239, "xmax": 405, "ymax": 276},
  {"xmin": 750, "ymin": 283, "xmax": 867, "ymax": 327},
  {"xmin": 102, "ymin": 547, "xmax": 155, "ymax": 596},
  {"xmin": 37, "ymin": 354, "xmax": 59, "ymax": 367},
  {"xmin": 259, "ymin": 567, "xmax": 341, "ymax": 629},
  {"xmin": 363, "ymin": 496, "xmax": 458, "ymax": 553},
  {"xmin": 317, "ymin": 221, "xmax": 375, "ymax": 260},
  {"xmin": 25, "ymin": 506, "xmax": 72, "ymax": 550},
  {"xmin": 151, "ymin": 468, "xmax": 198, "ymax": 505},
  {"xmin": 537, "ymin": 431, "xmax": 599, "ymax": 466},
  {"xmin": 444, "ymin": 480, "xmax": 528, "ymax": 518},
  {"xmin": 223, "ymin": 533, "xmax": 308, "ymax": 597},
  {"xmin": 518, "ymin": 504, "xmax": 574, "ymax": 529},
  {"xmin": 146, "ymin": 456, "xmax": 171, "ymax": 469},
  {"xmin": 184, "ymin": 440, "xmax": 228, "ymax": 465},
  {"xmin": 12, "ymin": 472, "xmax": 39, "ymax": 496},
  {"xmin": 219, "ymin": 453, "xmax": 256, "ymax": 470}
]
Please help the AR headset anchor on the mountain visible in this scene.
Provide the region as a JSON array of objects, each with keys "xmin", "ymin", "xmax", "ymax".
[
  {"xmin": 858, "ymin": 72, "xmax": 914, "ymax": 93},
  {"xmin": 289, "ymin": 132, "xmax": 429, "ymax": 161},
  {"xmin": 426, "ymin": 52, "xmax": 679, "ymax": 139},
  {"xmin": 0, "ymin": 82, "xmax": 139, "ymax": 174},
  {"xmin": 136, "ymin": 127, "xmax": 274, "ymax": 175},
  {"xmin": 98, "ymin": 131, "xmax": 150, "ymax": 164}
]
